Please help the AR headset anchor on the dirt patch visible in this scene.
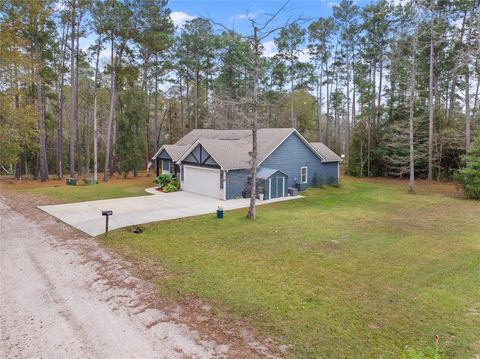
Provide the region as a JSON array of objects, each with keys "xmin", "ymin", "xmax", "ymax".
[{"xmin": 0, "ymin": 172, "xmax": 154, "ymax": 191}]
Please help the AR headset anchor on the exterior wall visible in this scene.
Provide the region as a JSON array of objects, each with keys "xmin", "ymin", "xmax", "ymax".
[
  {"xmin": 225, "ymin": 169, "xmax": 250, "ymax": 200},
  {"xmin": 260, "ymin": 132, "xmax": 339, "ymax": 188}
]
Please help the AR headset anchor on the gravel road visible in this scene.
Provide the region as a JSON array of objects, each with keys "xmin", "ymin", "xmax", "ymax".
[{"xmin": 0, "ymin": 196, "xmax": 231, "ymax": 359}]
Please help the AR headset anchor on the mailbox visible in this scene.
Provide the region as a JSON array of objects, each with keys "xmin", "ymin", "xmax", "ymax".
[{"xmin": 102, "ymin": 210, "xmax": 113, "ymax": 235}]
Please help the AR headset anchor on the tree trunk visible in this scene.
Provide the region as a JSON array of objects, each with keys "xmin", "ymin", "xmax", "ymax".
[
  {"xmin": 290, "ymin": 56, "xmax": 295, "ymax": 128},
  {"xmin": 34, "ymin": 17, "xmax": 48, "ymax": 182},
  {"xmin": 75, "ymin": 15, "xmax": 82, "ymax": 177},
  {"xmin": 104, "ymin": 33, "xmax": 116, "ymax": 182},
  {"xmin": 427, "ymin": 18, "xmax": 435, "ymax": 180},
  {"xmin": 56, "ymin": 21, "xmax": 68, "ymax": 179},
  {"xmin": 247, "ymin": 26, "xmax": 260, "ymax": 220},
  {"xmin": 376, "ymin": 38, "xmax": 384, "ymax": 126},
  {"xmin": 194, "ymin": 61, "xmax": 199, "ymax": 128},
  {"xmin": 325, "ymin": 62, "xmax": 330, "ymax": 146},
  {"xmin": 345, "ymin": 51, "xmax": 350, "ymax": 176},
  {"xmin": 154, "ymin": 74, "xmax": 159, "ymax": 149},
  {"xmin": 93, "ymin": 35, "xmax": 101, "ymax": 183},
  {"xmin": 179, "ymin": 75, "xmax": 184, "ymax": 131},
  {"xmin": 69, "ymin": 0, "xmax": 76, "ymax": 179},
  {"xmin": 85, "ymin": 112, "xmax": 90, "ymax": 175},
  {"xmin": 318, "ymin": 63, "xmax": 323, "ymax": 142},
  {"xmin": 465, "ymin": 5, "xmax": 474, "ymax": 150},
  {"xmin": 408, "ymin": 31, "xmax": 417, "ymax": 194},
  {"xmin": 466, "ymin": 71, "xmax": 471, "ymax": 150}
]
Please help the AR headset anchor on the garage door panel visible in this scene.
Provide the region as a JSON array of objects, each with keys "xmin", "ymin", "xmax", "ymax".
[{"xmin": 182, "ymin": 165, "xmax": 221, "ymax": 198}]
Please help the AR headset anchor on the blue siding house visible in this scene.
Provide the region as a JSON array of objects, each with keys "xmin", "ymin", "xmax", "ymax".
[{"xmin": 152, "ymin": 128, "xmax": 341, "ymax": 200}]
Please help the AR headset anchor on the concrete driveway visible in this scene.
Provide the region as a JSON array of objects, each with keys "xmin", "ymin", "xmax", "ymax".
[{"xmin": 39, "ymin": 189, "xmax": 300, "ymax": 236}]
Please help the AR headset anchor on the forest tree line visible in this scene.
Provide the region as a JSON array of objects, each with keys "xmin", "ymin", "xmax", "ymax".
[{"xmin": 0, "ymin": 0, "xmax": 479, "ymax": 183}]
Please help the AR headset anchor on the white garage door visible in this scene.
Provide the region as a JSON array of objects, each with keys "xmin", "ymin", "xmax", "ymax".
[{"xmin": 182, "ymin": 165, "xmax": 221, "ymax": 199}]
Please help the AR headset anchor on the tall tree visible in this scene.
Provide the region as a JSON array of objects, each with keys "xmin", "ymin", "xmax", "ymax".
[
  {"xmin": 308, "ymin": 17, "xmax": 334, "ymax": 143},
  {"xmin": 68, "ymin": 0, "xmax": 77, "ymax": 179},
  {"xmin": 408, "ymin": 27, "xmax": 418, "ymax": 194},
  {"xmin": 333, "ymin": 0, "xmax": 359, "ymax": 173},
  {"xmin": 101, "ymin": 0, "xmax": 136, "ymax": 182},
  {"xmin": 275, "ymin": 22, "xmax": 306, "ymax": 128}
]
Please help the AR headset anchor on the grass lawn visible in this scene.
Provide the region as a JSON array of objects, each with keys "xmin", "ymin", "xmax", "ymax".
[
  {"xmin": 98, "ymin": 177, "xmax": 477, "ymax": 357},
  {"xmin": 0, "ymin": 174, "xmax": 154, "ymax": 203}
]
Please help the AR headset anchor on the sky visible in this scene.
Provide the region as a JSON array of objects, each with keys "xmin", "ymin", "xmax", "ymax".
[
  {"xmin": 167, "ymin": 0, "xmax": 370, "ymax": 58},
  {"xmin": 78, "ymin": 0, "xmax": 375, "ymax": 86}
]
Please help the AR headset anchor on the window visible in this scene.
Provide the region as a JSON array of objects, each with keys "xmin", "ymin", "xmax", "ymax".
[{"xmin": 300, "ymin": 166, "xmax": 308, "ymax": 183}]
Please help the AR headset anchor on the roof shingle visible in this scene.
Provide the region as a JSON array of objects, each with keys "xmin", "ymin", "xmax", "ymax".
[{"xmin": 154, "ymin": 128, "xmax": 340, "ymax": 169}]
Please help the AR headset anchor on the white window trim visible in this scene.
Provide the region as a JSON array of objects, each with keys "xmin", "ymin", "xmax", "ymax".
[{"xmin": 300, "ymin": 166, "xmax": 308, "ymax": 184}]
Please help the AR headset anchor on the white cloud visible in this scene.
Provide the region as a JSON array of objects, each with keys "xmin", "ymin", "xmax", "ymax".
[
  {"xmin": 261, "ymin": 41, "xmax": 311, "ymax": 63},
  {"xmin": 262, "ymin": 40, "xmax": 277, "ymax": 58},
  {"xmin": 230, "ymin": 11, "xmax": 263, "ymax": 22},
  {"xmin": 298, "ymin": 48, "xmax": 312, "ymax": 63},
  {"xmin": 170, "ymin": 11, "xmax": 196, "ymax": 29},
  {"xmin": 327, "ymin": 2, "xmax": 338, "ymax": 8}
]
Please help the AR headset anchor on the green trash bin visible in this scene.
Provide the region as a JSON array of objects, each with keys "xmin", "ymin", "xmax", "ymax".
[
  {"xmin": 216, "ymin": 208, "xmax": 224, "ymax": 219},
  {"xmin": 66, "ymin": 178, "xmax": 77, "ymax": 186}
]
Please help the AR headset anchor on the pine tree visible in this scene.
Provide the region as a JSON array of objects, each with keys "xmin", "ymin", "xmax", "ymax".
[{"xmin": 455, "ymin": 131, "xmax": 480, "ymax": 199}]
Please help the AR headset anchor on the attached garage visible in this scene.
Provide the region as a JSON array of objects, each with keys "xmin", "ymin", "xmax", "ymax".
[{"xmin": 182, "ymin": 165, "xmax": 222, "ymax": 199}]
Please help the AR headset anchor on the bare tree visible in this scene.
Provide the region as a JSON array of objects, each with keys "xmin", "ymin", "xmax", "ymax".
[{"xmin": 212, "ymin": 3, "xmax": 292, "ymax": 219}]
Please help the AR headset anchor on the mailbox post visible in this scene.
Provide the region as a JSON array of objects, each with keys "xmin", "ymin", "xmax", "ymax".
[{"xmin": 102, "ymin": 210, "xmax": 113, "ymax": 235}]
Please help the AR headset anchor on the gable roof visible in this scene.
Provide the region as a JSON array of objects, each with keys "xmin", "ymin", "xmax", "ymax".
[
  {"xmin": 155, "ymin": 128, "xmax": 339, "ymax": 170},
  {"xmin": 256, "ymin": 167, "xmax": 288, "ymax": 179},
  {"xmin": 309, "ymin": 142, "xmax": 342, "ymax": 162},
  {"xmin": 152, "ymin": 144, "xmax": 189, "ymax": 162},
  {"xmin": 176, "ymin": 128, "xmax": 296, "ymax": 170}
]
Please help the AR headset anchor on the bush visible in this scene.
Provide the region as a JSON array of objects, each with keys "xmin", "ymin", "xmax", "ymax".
[
  {"xmin": 455, "ymin": 132, "xmax": 480, "ymax": 199},
  {"xmin": 155, "ymin": 174, "xmax": 173, "ymax": 187},
  {"xmin": 163, "ymin": 179, "xmax": 180, "ymax": 193}
]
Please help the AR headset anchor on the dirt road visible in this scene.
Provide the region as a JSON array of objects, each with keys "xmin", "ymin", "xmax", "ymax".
[{"xmin": 0, "ymin": 192, "xmax": 276, "ymax": 359}]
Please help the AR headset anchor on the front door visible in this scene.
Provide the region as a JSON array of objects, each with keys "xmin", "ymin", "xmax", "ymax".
[
  {"xmin": 275, "ymin": 177, "xmax": 285, "ymax": 198},
  {"xmin": 269, "ymin": 176, "xmax": 285, "ymax": 199}
]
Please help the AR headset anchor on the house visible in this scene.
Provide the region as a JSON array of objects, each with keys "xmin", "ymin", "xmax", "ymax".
[{"xmin": 152, "ymin": 128, "xmax": 342, "ymax": 200}]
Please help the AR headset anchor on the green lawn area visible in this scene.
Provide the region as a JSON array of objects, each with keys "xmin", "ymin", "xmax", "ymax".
[
  {"xmin": 99, "ymin": 178, "xmax": 480, "ymax": 358},
  {"xmin": 0, "ymin": 175, "xmax": 154, "ymax": 203}
]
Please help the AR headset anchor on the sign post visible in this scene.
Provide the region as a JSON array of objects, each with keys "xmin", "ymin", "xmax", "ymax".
[{"xmin": 102, "ymin": 210, "xmax": 113, "ymax": 235}]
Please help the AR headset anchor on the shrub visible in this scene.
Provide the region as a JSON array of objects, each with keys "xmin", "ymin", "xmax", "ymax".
[
  {"xmin": 155, "ymin": 174, "xmax": 173, "ymax": 187},
  {"xmin": 163, "ymin": 179, "xmax": 180, "ymax": 192},
  {"xmin": 455, "ymin": 132, "xmax": 480, "ymax": 199}
]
